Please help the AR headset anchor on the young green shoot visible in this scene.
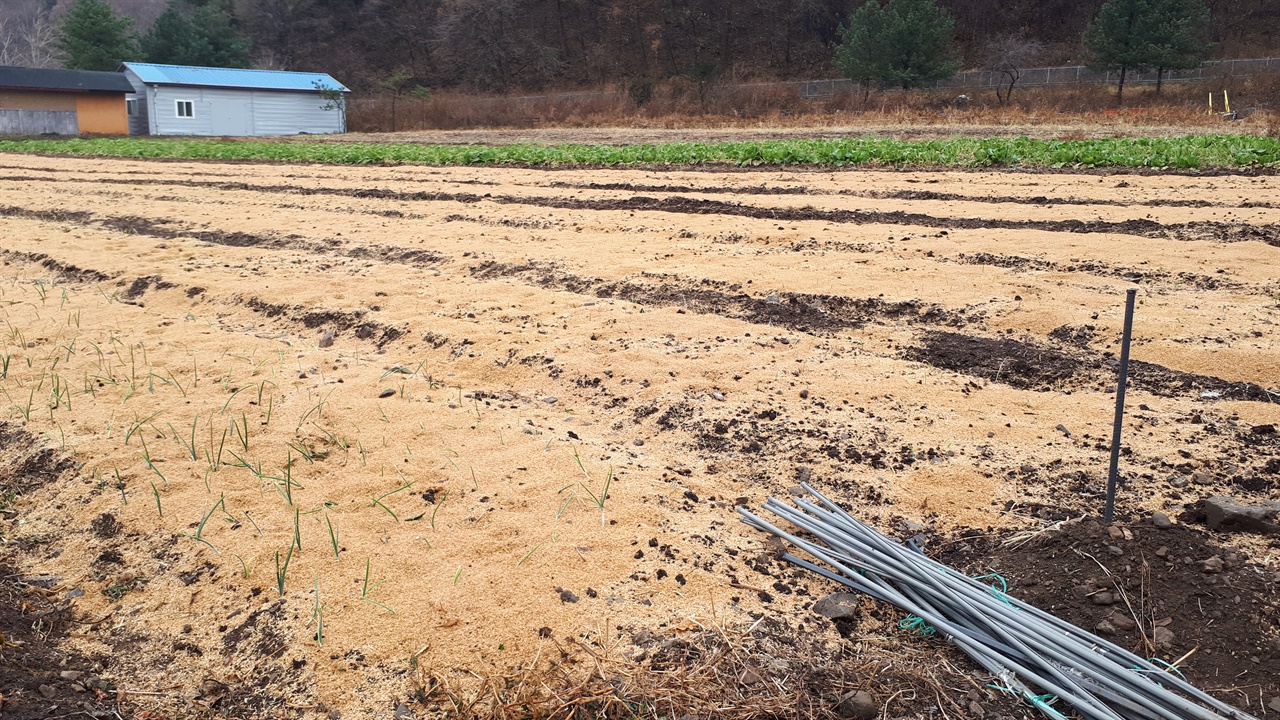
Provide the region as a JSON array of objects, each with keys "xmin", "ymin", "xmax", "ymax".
[
  {"xmin": 371, "ymin": 478, "xmax": 415, "ymax": 522},
  {"xmin": 360, "ymin": 558, "xmax": 396, "ymax": 614},
  {"xmin": 274, "ymin": 544, "xmax": 293, "ymax": 596},
  {"xmin": 124, "ymin": 411, "xmax": 161, "ymax": 445},
  {"xmin": 430, "ymin": 490, "xmax": 448, "ymax": 530},
  {"xmin": 114, "ymin": 468, "xmax": 127, "ymax": 504},
  {"xmin": 311, "ymin": 572, "xmax": 324, "ymax": 645},
  {"xmin": 325, "ymin": 515, "xmax": 340, "ymax": 561},
  {"xmin": 139, "ymin": 436, "xmax": 169, "ymax": 488}
]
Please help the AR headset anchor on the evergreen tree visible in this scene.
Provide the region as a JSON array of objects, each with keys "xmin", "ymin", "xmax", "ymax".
[
  {"xmin": 1085, "ymin": 0, "xmax": 1209, "ymax": 103},
  {"xmin": 834, "ymin": 0, "xmax": 961, "ymax": 93},
  {"xmin": 55, "ymin": 0, "xmax": 135, "ymax": 71},
  {"xmin": 1146, "ymin": 0, "xmax": 1210, "ymax": 92},
  {"xmin": 138, "ymin": 5, "xmax": 201, "ymax": 64},
  {"xmin": 139, "ymin": 1, "xmax": 250, "ymax": 68}
]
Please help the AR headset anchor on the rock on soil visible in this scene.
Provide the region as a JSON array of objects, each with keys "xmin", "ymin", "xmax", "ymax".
[
  {"xmin": 836, "ymin": 690, "xmax": 877, "ymax": 720},
  {"xmin": 1203, "ymin": 495, "xmax": 1280, "ymax": 534}
]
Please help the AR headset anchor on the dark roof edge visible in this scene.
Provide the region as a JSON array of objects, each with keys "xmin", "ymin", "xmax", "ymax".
[{"xmin": 0, "ymin": 66, "xmax": 134, "ymax": 93}]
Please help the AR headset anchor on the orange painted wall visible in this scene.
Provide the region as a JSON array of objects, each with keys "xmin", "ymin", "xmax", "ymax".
[{"xmin": 74, "ymin": 94, "xmax": 128, "ymax": 134}]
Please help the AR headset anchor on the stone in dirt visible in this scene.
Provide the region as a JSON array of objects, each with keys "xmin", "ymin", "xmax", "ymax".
[
  {"xmin": 836, "ymin": 690, "xmax": 877, "ymax": 720},
  {"xmin": 1203, "ymin": 496, "xmax": 1280, "ymax": 534},
  {"xmin": 1201, "ymin": 556, "xmax": 1224, "ymax": 573},
  {"xmin": 1151, "ymin": 512, "xmax": 1173, "ymax": 529},
  {"xmin": 1152, "ymin": 626, "xmax": 1176, "ymax": 649},
  {"xmin": 1108, "ymin": 611, "xmax": 1136, "ymax": 630},
  {"xmin": 378, "ymin": 388, "xmax": 396, "ymax": 398},
  {"xmin": 1267, "ymin": 697, "xmax": 1280, "ymax": 713},
  {"xmin": 811, "ymin": 592, "xmax": 859, "ymax": 620}
]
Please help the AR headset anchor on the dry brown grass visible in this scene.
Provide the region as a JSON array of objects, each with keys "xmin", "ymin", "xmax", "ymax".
[
  {"xmin": 345, "ymin": 73, "xmax": 1280, "ymax": 136},
  {"xmin": 407, "ymin": 613, "xmax": 984, "ymax": 720}
]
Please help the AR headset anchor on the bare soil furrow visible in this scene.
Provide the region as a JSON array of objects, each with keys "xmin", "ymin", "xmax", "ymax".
[
  {"xmin": 0, "ymin": 249, "xmax": 118, "ymax": 284},
  {"xmin": 947, "ymin": 252, "xmax": 1248, "ymax": 291},
  {"xmin": 0, "ymin": 204, "xmax": 450, "ymax": 267},
  {"xmin": 242, "ymin": 297, "xmax": 407, "ymax": 348},
  {"xmin": 906, "ymin": 330, "xmax": 1278, "ymax": 402},
  {"xmin": 3, "ymin": 174, "xmax": 1277, "ymax": 245},
  {"xmin": 469, "ymin": 260, "xmax": 977, "ymax": 333},
  {"xmin": 548, "ymin": 181, "xmax": 1278, "ymax": 210}
]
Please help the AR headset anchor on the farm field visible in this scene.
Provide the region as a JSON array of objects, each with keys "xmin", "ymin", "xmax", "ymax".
[{"xmin": 0, "ymin": 151, "xmax": 1278, "ymax": 719}]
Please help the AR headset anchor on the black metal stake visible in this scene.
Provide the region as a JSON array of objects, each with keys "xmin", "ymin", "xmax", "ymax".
[{"xmin": 1104, "ymin": 288, "xmax": 1138, "ymax": 524}]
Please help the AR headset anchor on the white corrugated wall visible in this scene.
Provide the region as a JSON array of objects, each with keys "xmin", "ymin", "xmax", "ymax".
[
  {"xmin": 146, "ymin": 85, "xmax": 343, "ymax": 136},
  {"xmin": 121, "ymin": 69, "xmax": 150, "ymax": 135}
]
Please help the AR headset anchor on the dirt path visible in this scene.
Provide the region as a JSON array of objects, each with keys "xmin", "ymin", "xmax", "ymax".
[{"xmin": 0, "ymin": 154, "xmax": 1277, "ymax": 719}]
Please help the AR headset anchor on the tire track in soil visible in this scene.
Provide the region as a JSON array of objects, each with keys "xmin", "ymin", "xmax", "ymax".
[
  {"xmin": 469, "ymin": 260, "xmax": 978, "ymax": 333},
  {"xmin": 904, "ymin": 330, "xmax": 1280, "ymax": 403},
  {"xmin": 3, "ymin": 175, "xmax": 1278, "ymax": 246}
]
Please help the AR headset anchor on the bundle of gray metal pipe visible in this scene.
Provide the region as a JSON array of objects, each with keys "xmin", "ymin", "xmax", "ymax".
[{"xmin": 737, "ymin": 484, "xmax": 1259, "ymax": 720}]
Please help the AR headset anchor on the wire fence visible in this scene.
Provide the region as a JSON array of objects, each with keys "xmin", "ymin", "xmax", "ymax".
[
  {"xmin": 347, "ymin": 56, "xmax": 1280, "ymax": 123},
  {"xmin": 791, "ymin": 56, "xmax": 1280, "ymax": 98}
]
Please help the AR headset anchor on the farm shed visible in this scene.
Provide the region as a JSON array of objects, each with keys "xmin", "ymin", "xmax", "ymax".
[
  {"xmin": 119, "ymin": 62, "xmax": 350, "ymax": 137},
  {"xmin": 0, "ymin": 66, "xmax": 133, "ymax": 135}
]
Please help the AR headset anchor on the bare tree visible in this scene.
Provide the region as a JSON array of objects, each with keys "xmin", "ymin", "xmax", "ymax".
[
  {"xmin": 984, "ymin": 35, "xmax": 1043, "ymax": 105},
  {"xmin": 0, "ymin": 1, "xmax": 61, "ymax": 68},
  {"xmin": 432, "ymin": 0, "xmax": 563, "ymax": 91},
  {"xmin": 22, "ymin": 11, "xmax": 60, "ymax": 68}
]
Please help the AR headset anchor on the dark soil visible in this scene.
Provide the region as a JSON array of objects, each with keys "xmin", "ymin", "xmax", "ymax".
[
  {"xmin": 244, "ymin": 297, "xmax": 407, "ymax": 347},
  {"xmin": 904, "ymin": 331, "xmax": 1088, "ymax": 391},
  {"xmin": 949, "ymin": 253, "xmax": 1242, "ymax": 291},
  {"xmin": 0, "ymin": 250, "xmax": 116, "ymax": 284},
  {"xmin": 470, "ymin": 261, "xmax": 976, "ymax": 334},
  {"xmin": 1129, "ymin": 361, "xmax": 1280, "ymax": 403},
  {"xmin": 0, "ymin": 425, "xmax": 121, "ymax": 719},
  {"xmin": 936, "ymin": 519, "xmax": 1280, "ymax": 708},
  {"xmin": 0, "ymin": 423, "xmax": 77, "ymax": 497},
  {"xmin": 547, "ymin": 181, "xmax": 1269, "ymax": 210},
  {"xmin": 120, "ymin": 274, "xmax": 177, "ymax": 300},
  {"xmin": 0, "ymin": 566, "xmax": 123, "ymax": 719},
  {"xmin": 905, "ymin": 331, "xmax": 1280, "ymax": 403}
]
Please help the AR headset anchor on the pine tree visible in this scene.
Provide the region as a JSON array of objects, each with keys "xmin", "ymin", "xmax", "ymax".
[
  {"xmin": 138, "ymin": 5, "xmax": 201, "ymax": 64},
  {"xmin": 55, "ymin": 0, "xmax": 135, "ymax": 71},
  {"xmin": 139, "ymin": 1, "xmax": 250, "ymax": 68},
  {"xmin": 1146, "ymin": 0, "xmax": 1210, "ymax": 92},
  {"xmin": 834, "ymin": 0, "xmax": 961, "ymax": 93},
  {"xmin": 1085, "ymin": 0, "xmax": 1209, "ymax": 103},
  {"xmin": 188, "ymin": 4, "xmax": 251, "ymax": 68}
]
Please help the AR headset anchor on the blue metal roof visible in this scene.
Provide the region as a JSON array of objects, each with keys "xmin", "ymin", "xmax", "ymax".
[{"xmin": 120, "ymin": 63, "xmax": 349, "ymax": 93}]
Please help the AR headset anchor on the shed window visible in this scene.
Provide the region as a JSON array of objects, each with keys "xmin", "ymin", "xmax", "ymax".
[
  {"xmin": 126, "ymin": 99, "xmax": 138, "ymax": 117},
  {"xmin": 175, "ymin": 100, "xmax": 194, "ymax": 118}
]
